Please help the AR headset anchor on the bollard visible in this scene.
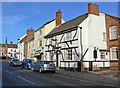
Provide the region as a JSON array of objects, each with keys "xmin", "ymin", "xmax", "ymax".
[
  {"xmin": 78, "ymin": 61, "xmax": 82, "ymax": 72},
  {"xmin": 89, "ymin": 61, "xmax": 93, "ymax": 71}
]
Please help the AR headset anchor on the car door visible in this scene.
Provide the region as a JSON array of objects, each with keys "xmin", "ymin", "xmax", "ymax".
[
  {"xmin": 36, "ymin": 61, "xmax": 42, "ymax": 71},
  {"xmin": 33, "ymin": 62, "xmax": 38, "ymax": 70}
]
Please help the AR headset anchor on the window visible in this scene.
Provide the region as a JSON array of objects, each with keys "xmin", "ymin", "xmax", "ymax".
[
  {"xmin": 110, "ymin": 47, "xmax": 118, "ymax": 60},
  {"xmin": 66, "ymin": 49, "xmax": 72, "ymax": 60},
  {"xmin": 100, "ymin": 51, "xmax": 105, "ymax": 59},
  {"xmin": 49, "ymin": 38, "xmax": 51, "ymax": 45},
  {"xmin": 39, "ymin": 30, "xmax": 42, "ymax": 35},
  {"xmin": 109, "ymin": 26, "xmax": 117, "ymax": 40},
  {"xmin": 39, "ymin": 40, "xmax": 42, "ymax": 47},
  {"xmin": 103, "ymin": 32, "xmax": 106, "ymax": 41}
]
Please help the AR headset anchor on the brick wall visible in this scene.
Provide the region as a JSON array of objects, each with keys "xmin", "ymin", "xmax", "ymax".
[
  {"xmin": 88, "ymin": 3, "xmax": 99, "ymax": 16},
  {"xmin": 110, "ymin": 60, "xmax": 118, "ymax": 70},
  {"xmin": 56, "ymin": 9, "xmax": 62, "ymax": 27},
  {"xmin": 105, "ymin": 14, "xmax": 119, "ymax": 70}
]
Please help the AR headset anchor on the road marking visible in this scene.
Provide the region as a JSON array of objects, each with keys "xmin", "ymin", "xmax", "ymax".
[
  {"xmin": 5, "ymin": 70, "xmax": 13, "ymax": 75},
  {"xmin": 54, "ymin": 74, "xmax": 118, "ymax": 87},
  {"xmin": 17, "ymin": 75, "xmax": 34, "ymax": 84}
]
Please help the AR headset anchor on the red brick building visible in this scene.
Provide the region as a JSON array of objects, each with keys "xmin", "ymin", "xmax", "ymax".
[{"xmin": 105, "ymin": 14, "xmax": 120, "ymax": 70}]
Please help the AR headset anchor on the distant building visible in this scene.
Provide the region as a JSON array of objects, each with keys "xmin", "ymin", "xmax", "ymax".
[
  {"xmin": 0, "ymin": 39, "xmax": 18, "ymax": 58},
  {"xmin": 17, "ymin": 28, "xmax": 34, "ymax": 61}
]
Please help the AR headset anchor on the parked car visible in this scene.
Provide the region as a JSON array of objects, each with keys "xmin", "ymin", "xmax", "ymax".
[
  {"xmin": 10, "ymin": 58, "xmax": 21, "ymax": 66},
  {"xmin": 21, "ymin": 59, "xmax": 33, "ymax": 69},
  {"xmin": 31, "ymin": 60, "xmax": 56, "ymax": 73}
]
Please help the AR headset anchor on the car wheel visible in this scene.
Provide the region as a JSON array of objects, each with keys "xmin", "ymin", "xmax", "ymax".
[
  {"xmin": 53, "ymin": 71, "xmax": 56, "ymax": 74},
  {"xmin": 39, "ymin": 68, "xmax": 42, "ymax": 73},
  {"xmin": 21, "ymin": 66, "xmax": 23, "ymax": 69},
  {"xmin": 12, "ymin": 64, "xmax": 14, "ymax": 66}
]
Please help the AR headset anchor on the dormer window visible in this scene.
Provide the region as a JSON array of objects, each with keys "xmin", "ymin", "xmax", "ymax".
[{"xmin": 109, "ymin": 26, "xmax": 117, "ymax": 40}]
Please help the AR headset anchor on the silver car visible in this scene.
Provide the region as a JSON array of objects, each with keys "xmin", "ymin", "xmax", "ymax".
[
  {"xmin": 10, "ymin": 58, "xmax": 21, "ymax": 66},
  {"xmin": 31, "ymin": 60, "xmax": 56, "ymax": 73}
]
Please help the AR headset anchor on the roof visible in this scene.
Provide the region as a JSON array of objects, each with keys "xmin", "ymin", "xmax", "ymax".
[
  {"xmin": 105, "ymin": 13, "xmax": 120, "ymax": 23},
  {"xmin": 44, "ymin": 13, "xmax": 88, "ymax": 38},
  {"xmin": 0, "ymin": 44, "xmax": 7, "ymax": 48},
  {"xmin": 20, "ymin": 35, "xmax": 27, "ymax": 43},
  {"xmin": 0, "ymin": 44, "xmax": 17, "ymax": 48},
  {"xmin": 35, "ymin": 19, "xmax": 55, "ymax": 32},
  {"xmin": 18, "ymin": 34, "xmax": 27, "ymax": 42},
  {"xmin": 7, "ymin": 44, "xmax": 17, "ymax": 48}
]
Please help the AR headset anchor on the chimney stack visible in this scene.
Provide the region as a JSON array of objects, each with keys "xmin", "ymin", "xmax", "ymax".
[
  {"xmin": 26, "ymin": 27, "xmax": 34, "ymax": 41},
  {"xmin": 88, "ymin": 3, "xmax": 99, "ymax": 16},
  {"xmin": 56, "ymin": 9, "xmax": 62, "ymax": 27}
]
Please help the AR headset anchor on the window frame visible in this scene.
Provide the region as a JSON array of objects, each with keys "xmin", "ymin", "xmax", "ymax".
[
  {"xmin": 100, "ymin": 51, "xmax": 106, "ymax": 59},
  {"xmin": 110, "ymin": 47, "xmax": 118, "ymax": 60},
  {"xmin": 109, "ymin": 26, "xmax": 118, "ymax": 40}
]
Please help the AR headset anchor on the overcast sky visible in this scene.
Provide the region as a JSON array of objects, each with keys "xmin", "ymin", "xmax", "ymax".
[{"xmin": 1, "ymin": 2, "xmax": 119, "ymax": 44}]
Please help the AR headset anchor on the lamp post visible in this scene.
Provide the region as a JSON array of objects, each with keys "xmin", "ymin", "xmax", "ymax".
[{"xmin": 17, "ymin": 39, "xmax": 20, "ymax": 60}]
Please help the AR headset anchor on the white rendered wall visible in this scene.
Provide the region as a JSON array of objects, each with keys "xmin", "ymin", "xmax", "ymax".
[{"xmin": 78, "ymin": 13, "xmax": 109, "ymax": 68}]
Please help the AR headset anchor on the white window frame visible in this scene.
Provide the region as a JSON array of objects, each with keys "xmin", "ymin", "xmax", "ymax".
[
  {"xmin": 109, "ymin": 26, "xmax": 117, "ymax": 40},
  {"xmin": 110, "ymin": 47, "xmax": 118, "ymax": 60},
  {"xmin": 100, "ymin": 51, "xmax": 106, "ymax": 59}
]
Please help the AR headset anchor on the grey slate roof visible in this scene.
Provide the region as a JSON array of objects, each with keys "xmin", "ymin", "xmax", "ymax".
[{"xmin": 44, "ymin": 13, "xmax": 88, "ymax": 38}]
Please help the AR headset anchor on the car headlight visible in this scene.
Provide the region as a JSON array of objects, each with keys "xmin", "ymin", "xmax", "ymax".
[{"xmin": 44, "ymin": 64, "xmax": 47, "ymax": 67}]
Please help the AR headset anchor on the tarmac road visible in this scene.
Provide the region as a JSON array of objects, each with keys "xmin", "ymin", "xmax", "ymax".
[{"xmin": 1, "ymin": 59, "xmax": 118, "ymax": 88}]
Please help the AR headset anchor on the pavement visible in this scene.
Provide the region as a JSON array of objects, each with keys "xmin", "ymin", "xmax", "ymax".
[{"xmin": 56, "ymin": 69, "xmax": 119, "ymax": 87}]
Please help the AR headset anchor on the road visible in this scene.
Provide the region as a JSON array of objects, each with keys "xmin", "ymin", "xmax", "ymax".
[{"xmin": 1, "ymin": 59, "xmax": 118, "ymax": 88}]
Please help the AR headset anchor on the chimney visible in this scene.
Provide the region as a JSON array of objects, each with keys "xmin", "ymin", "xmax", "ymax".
[
  {"xmin": 88, "ymin": 3, "xmax": 99, "ymax": 16},
  {"xmin": 27, "ymin": 27, "xmax": 34, "ymax": 41},
  {"xmin": 56, "ymin": 9, "xmax": 62, "ymax": 27}
]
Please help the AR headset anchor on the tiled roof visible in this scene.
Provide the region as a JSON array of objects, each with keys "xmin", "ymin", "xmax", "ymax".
[
  {"xmin": 0, "ymin": 44, "xmax": 6, "ymax": 48},
  {"xmin": 0, "ymin": 44, "xmax": 17, "ymax": 48},
  {"xmin": 7, "ymin": 44, "xmax": 17, "ymax": 48},
  {"xmin": 44, "ymin": 13, "xmax": 88, "ymax": 38}
]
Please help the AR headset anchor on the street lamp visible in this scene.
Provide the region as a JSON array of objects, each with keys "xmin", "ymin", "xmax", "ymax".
[{"xmin": 17, "ymin": 39, "xmax": 20, "ymax": 60}]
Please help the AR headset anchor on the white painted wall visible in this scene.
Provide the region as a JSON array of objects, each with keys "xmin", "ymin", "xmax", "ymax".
[
  {"xmin": 18, "ymin": 34, "xmax": 26, "ymax": 61},
  {"xmin": 78, "ymin": 13, "xmax": 109, "ymax": 68},
  {"xmin": 8, "ymin": 48, "xmax": 18, "ymax": 58}
]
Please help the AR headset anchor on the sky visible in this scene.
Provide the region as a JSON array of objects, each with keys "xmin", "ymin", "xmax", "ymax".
[{"xmin": 1, "ymin": 2, "xmax": 119, "ymax": 44}]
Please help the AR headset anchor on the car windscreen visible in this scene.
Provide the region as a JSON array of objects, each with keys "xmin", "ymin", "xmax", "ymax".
[
  {"xmin": 12, "ymin": 59, "xmax": 19, "ymax": 62},
  {"xmin": 26, "ymin": 59, "xmax": 32, "ymax": 63},
  {"xmin": 43, "ymin": 61, "xmax": 53, "ymax": 64}
]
